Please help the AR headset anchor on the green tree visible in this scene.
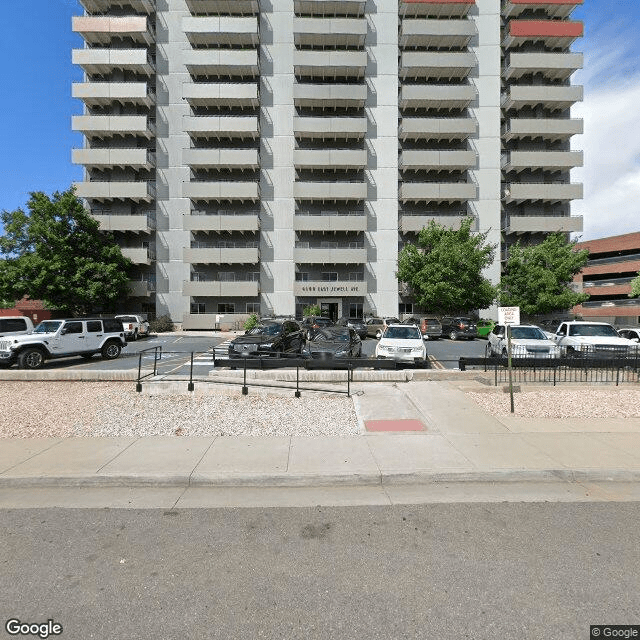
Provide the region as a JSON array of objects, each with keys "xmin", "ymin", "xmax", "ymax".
[
  {"xmin": 303, "ymin": 304, "xmax": 321, "ymax": 317},
  {"xmin": 630, "ymin": 272, "xmax": 640, "ymax": 298},
  {"xmin": 397, "ymin": 218, "xmax": 498, "ymax": 315},
  {"xmin": 499, "ymin": 233, "xmax": 589, "ymax": 315},
  {"xmin": 0, "ymin": 188, "xmax": 133, "ymax": 316}
]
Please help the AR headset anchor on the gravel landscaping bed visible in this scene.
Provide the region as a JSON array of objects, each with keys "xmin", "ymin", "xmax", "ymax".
[
  {"xmin": 466, "ymin": 388, "xmax": 640, "ymax": 419},
  {"xmin": 0, "ymin": 382, "xmax": 360, "ymax": 438}
]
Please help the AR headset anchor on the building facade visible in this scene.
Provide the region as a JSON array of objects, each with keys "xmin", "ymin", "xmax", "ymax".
[
  {"xmin": 71, "ymin": 0, "xmax": 584, "ymax": 328},
  {"xmin": 572, "ymin": 232, "xmax": 640, "ymax": 326}
]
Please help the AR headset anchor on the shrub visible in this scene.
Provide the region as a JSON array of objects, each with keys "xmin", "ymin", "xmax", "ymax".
[
  {"xmin": 244, "ymin": 313, "xmax": 259, "ymax": 332},
  {"xmin": 303, "ymin": 304, "xmax": 321, "ymax": 317},
  {"xmin": 150, "ymin": 314, "xmax": 174, "ymax": 333}
]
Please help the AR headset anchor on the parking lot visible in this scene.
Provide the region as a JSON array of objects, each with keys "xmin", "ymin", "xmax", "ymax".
[{"xmin": 1, "ymin": 332, "xmax": 489, "ymax": 374}]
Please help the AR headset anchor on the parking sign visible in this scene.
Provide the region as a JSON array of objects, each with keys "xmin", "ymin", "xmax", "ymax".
[{"xmin": 498, "ymin": 306, "xmax": 520, "ymax": 326}]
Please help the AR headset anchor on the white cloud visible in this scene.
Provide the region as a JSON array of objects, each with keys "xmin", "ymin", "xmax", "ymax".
[{"xmin": 571, "ymin": 23, "xmax": 640, "ymax": 241}]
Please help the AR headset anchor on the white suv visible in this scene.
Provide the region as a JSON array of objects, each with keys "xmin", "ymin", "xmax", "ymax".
[
  {"xmin": 552, "ymin": 321, "xmax": 636, "ymax": 358},
  {"xmin": 0, "ymin": 318, "xmax": 127, "ymax": 369}
]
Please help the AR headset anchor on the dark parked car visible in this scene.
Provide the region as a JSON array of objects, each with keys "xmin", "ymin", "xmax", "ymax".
[
  {"xmin": 335, "ymin": 316, "xmax": 367, "ymax": 340},
  {"xmin": 440, "ymin": 316, "xmax": 477, "ymax": 341},
  {"xmin": 302, "ymin": 326, "xmax": 362, "ymax": 360},
  {"xmin": 228, "ymin": 320, "xmax": 305, "ymax": 357},
  {"xmin": 401, "ymin": 317, "xmax": 421, "ymax": 326},
  {"xmin": 300, "ymin": 316, "xmax": 334, "ymax": 339},
  {"xmin": 419, "ymin": 317, "xmax": 442, "ymax": 340}
]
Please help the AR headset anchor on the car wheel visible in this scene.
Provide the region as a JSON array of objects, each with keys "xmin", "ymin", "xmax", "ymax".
[
  {"xmin": 449, "ymin": 331, "xmax": 458, "ymax": 341},
  {"xmin": 502, "ymin": 348, "xmax": 508, "ymax": 359},
  {"xmin": 101, "ymin": 341, "xmax": 122, "ymax": 360},
  {"xmin": 485, "ymin": 343, "xmax": 492, "ymax": 357},
  {"xmin": 18, "ymin": 348, "xmax": 46, "ymax": 370},
  {"xmin": 132, "ymin": 329, "xmax": 138, "ymax": 341}
]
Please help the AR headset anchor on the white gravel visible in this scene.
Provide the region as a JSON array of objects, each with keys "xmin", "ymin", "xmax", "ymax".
[
  {"xmin": 466, "ymin": 388, "xmax": 640, "ymax": 419},
  {"xmin": 0, "ymin": 382, "xmax": 360, "ymax": 438}
]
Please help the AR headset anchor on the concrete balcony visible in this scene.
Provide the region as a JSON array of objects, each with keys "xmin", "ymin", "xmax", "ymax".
[
  {"xmin": 294, "ymin": 181, "xmax": 367, "ymax": 201},
  {"xmin": 400, "ymin": 214, "xmax": 475, "ymax": 232},
  {"xmin": 503, "ymin": 19, "xmax": 583, "ymax": 50},
  {"xmin": 400, "ymin": 51, "xmax": 476, "ymax": 80},
  {"xmin": 294, "ymin": 281, "xmax": 368, "ymax": 296},
  {"xmin": 121, "ymin": 247, "xmax": 155, "ymax": 264},
  {"xmin": 294, "ymin": 17, "xmax": 367, "ymax": 48},
  {"xmin": 294, "ymin": 116, "xmax": 367, "ymax": 140},
  {"xmin": 182, "ymin": 148, "xmax": 259, "ymax": 170},
  {"xmin": 74, "ymin": 181, "xmax": 155, "ymax": 202},
  {"xmin": 399, "ymin": 0, "xmax": 475, "ymax": 18},
  {"xmin": 183, "ymin": 247, "xmax": 259, "ymax": 264},
  {"xmin": 503, "ymin": 182, "xmax": 583, "ymax": 203},
  {"xmin": 72, "ymin": 82, "xmax": 154, "ymax": 108},
  {"xmin": 183, "ymin": 181, "xmax": 259, "ymax": 202},
  {"xmin": 399, "ymin": 117, "xmax": 477, "ymax": 141},
  {"xmin": 399, "ymin": 182, "xmax": 478, "ymax": 203},
  {"xmin": 72, "ymin": 115, "xmax": 155, "ymax": 139},
  {"xmin": 400, "ymin": 150, "xmax": 476, "ymax": 171},
  {"xmin": 504, "ymin": 52, "xmax": 583, "ymax": 81},
  {"xmin": 127, "ymin": 279, "xmax": 155, "ymax": 297},
  {"xmin": 503, "ymin": 0, "xmax": 583, "ymax": 20},
  {"xmin": 503, "ymin": 117, "xmax": 583, "ymax": 141},
  {"xmin": 183, "ymin": 82, "xmax": 259, "ymax": 108},
  {"xmin": 183, "ymin": 16, "xmax": 259, "ymax": 47},
  {"xmin": 294, "ymin": 0, "xmax": 365, "ymax": 17},
  {"xmin": 294, "ymin": 83, "xmax": 367, "ymax": 108},
  {"xmin": 294, "ymin": 213, "xmax": 367, "ymax": 232},
  {"xmin": 293, "ymin": 248, "xmax": 367, "ymax": 264},
  {"xmin": 92, "ymin": 214, "xmax": 156, "ymax": 233},
  {"xmin": 294, "ymin": 149, "xmax": 367, "ymax": 170},
  {"xmin": 72, "ymin": 16, "xmax": 154, "ymax": 46},
  {"xmin": 79, "ymin": 0, "xmax": 154, "ymax": 13},
  {"xmin": 184, "ymin": 116, "xmax": 259, "ymax": 139},
  {"xmin": 72, "ymin": 48, "xmax": 154, "ymax": 75},
  {"xmin": 400, "ymin": 84, "xmax": 476, "ymax": 110},
  {"xmin": 501, "ymin": 150, "xmax": 583, "ymax": 172},
  {"xmin": 294, "ymin": 50, "xmax": 367, "ymax": 78},
  {"xmin": 72, "ymin": 148, "xmax": 155, "ymax": 170},
  {"xmin": 400, "ymin": 19, "xmax": 476, "ymax": 49},
  {"xmin": 185, "ymin": 0, "xmax": 259, "ymax": 15},
  {"xmin": 183, "ymin": 280, "xmax": 259, "ymax": 297},
  {"xmin": 184, "ymin": 49, "xmax": 259, "ymax": 78},
  {"xmin": 183, "ymin": 213, "xmax": 259, "ymax": 232},
  {"xmin": 505, "ymin": 215, "xmax": 583, "ymax": 234},
  {"xmin": 501, "ymin": 85, "xmax": 583, "ymax": 111}
]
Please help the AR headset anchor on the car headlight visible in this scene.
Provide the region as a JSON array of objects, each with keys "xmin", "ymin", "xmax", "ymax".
[
  {"xmin": 335, "ymin": 349, "xmax": 349, "ymax": 357},
  {"xmin": 260, "ymin": 342, "xmax": 274, "ymax": 349}
]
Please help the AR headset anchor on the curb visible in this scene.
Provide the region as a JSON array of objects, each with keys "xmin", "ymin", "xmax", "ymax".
[
  {"xmin": 2, "ymin": 468, "xmax": 640, "ymax": 489},
  {"xmin": 0, "ymin": 370, "xmax": 149, "ymax": 381}
]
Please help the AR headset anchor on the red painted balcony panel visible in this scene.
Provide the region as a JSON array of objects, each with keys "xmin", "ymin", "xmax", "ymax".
[
  {"xmin": 509, "ymin": 20, "xmax": 583, "ymax": 38},
  {"xmin": 509, "ymin": 0, "xmax": 583, "ymax": 5}
]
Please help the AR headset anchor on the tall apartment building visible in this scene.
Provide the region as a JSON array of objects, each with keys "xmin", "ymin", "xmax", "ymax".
[{"xmin": 71, "ymin": 0, "xmax": 584, "ymax": 329}]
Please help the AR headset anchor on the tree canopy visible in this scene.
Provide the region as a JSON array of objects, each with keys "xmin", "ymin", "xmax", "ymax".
[
  {"xmin": 397, "ymin": 218, "xmax": 498, "ymax": 315},
  {"xmin": 0, "ymin": 187, "xmax": 133, "ymax": 316},
  {"xmin": 499, "ymin": 233, "xmax": 589, "ymax": 316},
  {"xmin": 631, "ymin": 272, "xmax": 640, "ymax": 298}
]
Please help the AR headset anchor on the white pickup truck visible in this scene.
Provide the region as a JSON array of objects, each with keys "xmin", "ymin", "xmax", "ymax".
[{"xmin": 115, "ymin": 314, "xmax": 150, "ymax": 341}]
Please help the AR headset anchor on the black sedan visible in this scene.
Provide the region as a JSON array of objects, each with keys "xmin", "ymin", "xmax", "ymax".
[
  {"xmin": 301, "ymin": 327, "xmax": 362, "ymax": 360},
  {"xmin": 228, "ymin": 320, "xmax": 305, "ymax": 357},
  {"xmin": 335, "ymin": 316, "xmax": 367, "ymax": 340}
]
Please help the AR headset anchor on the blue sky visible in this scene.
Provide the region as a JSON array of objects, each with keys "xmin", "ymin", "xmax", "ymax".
[{"xmin": 0, "ymin": 0, "xmax": 638, "ymax": 241}]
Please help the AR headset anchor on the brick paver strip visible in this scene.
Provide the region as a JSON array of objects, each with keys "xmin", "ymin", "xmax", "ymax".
[{"xmin": 365, "ymin": 419, "xmax": 426, "ymax": 432}]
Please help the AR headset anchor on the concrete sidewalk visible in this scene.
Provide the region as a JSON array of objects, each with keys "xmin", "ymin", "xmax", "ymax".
[{"xmin": 1, "ymin": 380, "xmax": 639, "ymax": 489}]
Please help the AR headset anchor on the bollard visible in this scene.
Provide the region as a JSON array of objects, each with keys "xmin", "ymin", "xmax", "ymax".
[
  {"xmin": 242, "ymin": 356, "xmax": 248, "ymax": 395},
  {"xmin": 188, "ymin": 352, "xmax": 195, "ymax": 392},
  {"xmin": 295, "ymin": 365, "xmax": 301, "ymax": 398}
]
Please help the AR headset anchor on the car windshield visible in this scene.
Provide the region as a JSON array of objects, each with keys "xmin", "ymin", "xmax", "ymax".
[
  {"xmin": 248, "ymin": 324, "xmax": 281, "ymax": 336},
  {"xmin": 117, "ymin": 316, "xmax": 137, "ymax": 322},
  {"xmin": 569, "ymin": 324, "xmax": 619, "ymax": 337},
  {"xmin": 384, "ymin": 327, "xmax": 422, "ymax": 340},
  {"xmin": 33, "ymin": 321, "xmax": 62, "ymax": 334},
  {"xmin": 314, "ymin": 329, "xmax": 349, "ymax": 342},
  {"xmin": 511, "ymin": 327, "xmax": 547, "ymax": 340}
]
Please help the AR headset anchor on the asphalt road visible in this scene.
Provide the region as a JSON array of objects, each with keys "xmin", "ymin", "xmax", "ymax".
[{"xmin": 1, "ymin": 502, "xmax": 638, "ymax": 640}]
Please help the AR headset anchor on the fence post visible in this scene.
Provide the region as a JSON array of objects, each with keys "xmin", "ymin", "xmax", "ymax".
[
  {"xmin": 295, "ymin": 365, "xmax": 301, "ymax": 398},
  {"xmin": 188, "ymin": 351, "xmax": 195, "ymax": 392},
  {"xmin": 347, "ymin": 362, "xmax": 351, "ymax": 397},
  {"xmin": 136, "ymin": 351, "xmax": 143, "ymax": 392},
  {"xmin": 242, "ymin": 356, "xmax": 248, "ymax": 395}
]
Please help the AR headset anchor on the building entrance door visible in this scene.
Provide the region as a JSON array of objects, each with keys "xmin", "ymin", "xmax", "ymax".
[{"xmin": 321, "ymin": 302, "xmax": 339, "ymax": 322}]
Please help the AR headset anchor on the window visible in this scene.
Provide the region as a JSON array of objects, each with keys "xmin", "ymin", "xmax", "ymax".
[
  {"xmin": 295, "ymin": 272, "xmax": 309, "ymax": 282},
  {"xmin": 348, "ymin": 272, "xmax": 364, "ymax": 281},
  {"xmin": 219, "ymin": 272, "xmax": 235, "ymax": 282},
  {"xmin": 246, "ymin": 303, "xmax": 260, "ymax": 314},
  {"xmin": 218, "ymin": 303, "xmax": 235, "ymax": 314},
  {"xmin": 191, "ymin": 303, "xmax": 206, "ymax": 314},
  {"xmin": 86, "ymin": 321, "xmax": 102, "ymax": 333},
  {"xmin": 320, "ymin": 241, "xmax": 338, "ymax": 249},
  {"xmin": 0, "ymin": 318, "xmax": 27, "ymax": 332},
  {"xmin": 349, "ymin": 303, "xmax": 363, "ymax": 319},
  {"xmin": 321, "ymin": 272, "xmax": 338, "ymax": 282},
  {"xmin": 399, "ymin": 303, "xmax": 413, "ymax": 314},
  {"xmin": 63, "ymin": 322, "xmax": 83, "ymax": 334}
]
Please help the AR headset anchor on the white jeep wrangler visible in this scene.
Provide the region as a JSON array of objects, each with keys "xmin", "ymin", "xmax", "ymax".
[{"xmin": 0, "ymin": 318, "xmax": 127, "ymax": 369}]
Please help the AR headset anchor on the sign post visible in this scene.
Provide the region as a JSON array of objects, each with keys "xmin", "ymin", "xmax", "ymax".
[{"xmin": 498, "ymin": 307, "xmax": 520, "ymax": 413}]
